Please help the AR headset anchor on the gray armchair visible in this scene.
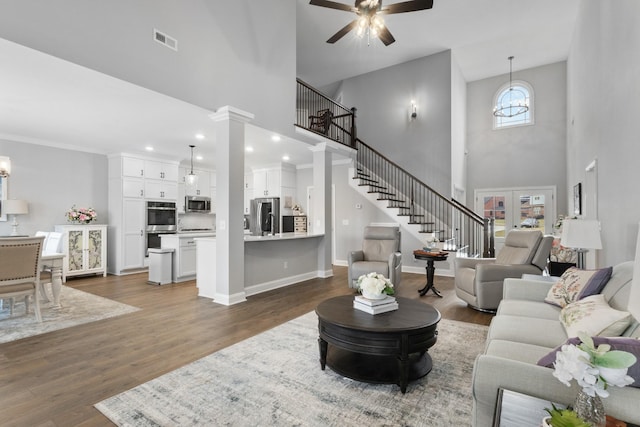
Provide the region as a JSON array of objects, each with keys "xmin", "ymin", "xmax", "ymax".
[
  {"xmin": 348, "ymin": 226, "xmax": 402, "ymax": 289},
  {"xmin": 454, "ymin": 229, "xmax": 553, "ymax": 312}
]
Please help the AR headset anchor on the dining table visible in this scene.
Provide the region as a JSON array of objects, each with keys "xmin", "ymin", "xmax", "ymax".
[{"xmin": 40, "ymin": 253, "xmax": 65, "ymax": 308}]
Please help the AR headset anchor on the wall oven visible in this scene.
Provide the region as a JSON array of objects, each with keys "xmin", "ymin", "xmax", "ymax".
[{"xmin": 146, "ymin": 201, "xmax": 177, "ymax": 254}]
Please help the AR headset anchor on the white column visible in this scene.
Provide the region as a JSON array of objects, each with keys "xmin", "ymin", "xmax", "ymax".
[
  {"xmin": 210, "ymin": 106, "xmax": 254, "ymax": 305},
  {"xmin": 311, "ymin": 144, "xmax": 333, "ymax": 277}
]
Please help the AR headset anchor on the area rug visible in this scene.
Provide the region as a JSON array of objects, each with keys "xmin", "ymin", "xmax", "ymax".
[
  {"xmin": 95, "ymin": 311, "xmax": 488, "ymax": 426},
  {"xmin": 0, "ymin": 286, "xmax": 139, "ymax": 344}
]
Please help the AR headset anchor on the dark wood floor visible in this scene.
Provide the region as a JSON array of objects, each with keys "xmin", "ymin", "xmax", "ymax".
[{"xmin": 0, "ymin": 266, "xmax": 492, "ymax": 426}]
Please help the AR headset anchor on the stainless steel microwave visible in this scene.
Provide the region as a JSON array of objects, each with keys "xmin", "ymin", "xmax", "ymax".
[{"xmin": 185, "ymin": 196, "xmax": 211, "ymax": 213}]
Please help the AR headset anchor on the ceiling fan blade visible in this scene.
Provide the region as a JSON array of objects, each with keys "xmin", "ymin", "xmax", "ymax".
[
  {"xmin": 327, "ymin": 20, "xmax": 358, "ymax": 43},
  {"xmin": 377, "ymin": 25, "xmax": 396, "ymax": 45},
  {"xmin": 380, "ymin": 0, "xmax": 433, "ymax": 14},
  {"xmin": 309, "ymin": 0, "xmax": 356, "ymax": 12}
]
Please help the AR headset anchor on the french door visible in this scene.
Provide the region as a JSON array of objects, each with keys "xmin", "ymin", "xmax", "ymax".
[{"xmin": 475, "ymin": 187, "xmax": 556, "ymax": 253}]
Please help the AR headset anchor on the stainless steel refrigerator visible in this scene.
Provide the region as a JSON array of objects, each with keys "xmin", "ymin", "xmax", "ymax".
[{"xmin": 250, "ymin": 197, "xmax": 280, "ymax": 236}]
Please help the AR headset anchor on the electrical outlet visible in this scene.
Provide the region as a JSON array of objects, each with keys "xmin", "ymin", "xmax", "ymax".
[
  {"xmin": 342, "ymin": 219, "xmax": 349, "ymax": 226},
  {"xmin": 284, "ymin": 261, "xmax": 288, "ymax": 269}
]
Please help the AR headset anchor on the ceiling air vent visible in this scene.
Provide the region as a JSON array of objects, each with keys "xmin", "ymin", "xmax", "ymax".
[{"xmin": 153, "ymin": 29, "xmax": 178, "ymax": 51}]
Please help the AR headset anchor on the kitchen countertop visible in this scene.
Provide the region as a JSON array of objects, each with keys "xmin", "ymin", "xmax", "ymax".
[
  {"xmin": 244, "ymin": 232, "xmax": 323, "ymax": 242},
  {"xmin": 163, "ymin": 232, "xmax": 216, "ymax": 238}
]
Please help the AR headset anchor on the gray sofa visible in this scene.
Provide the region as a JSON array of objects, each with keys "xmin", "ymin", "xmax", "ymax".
[{"xmin": 471, "ymin": 261, "xmax": 640, "ymax": 426}]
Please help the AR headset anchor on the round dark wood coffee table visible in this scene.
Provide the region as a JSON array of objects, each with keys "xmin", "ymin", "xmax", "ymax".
[{"xmin": 315, "ymin": 295, "xmax": 441, "ymax": 393}]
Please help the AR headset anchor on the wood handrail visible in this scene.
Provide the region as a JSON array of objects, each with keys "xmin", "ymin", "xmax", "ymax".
[{"xmin": 356, "ymin": 139, "xmax": 484, "ymax": 226}]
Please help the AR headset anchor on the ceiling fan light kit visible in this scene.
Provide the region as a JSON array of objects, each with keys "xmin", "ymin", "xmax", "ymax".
[{"xmin": 309, "ymin": 0, "xmax": 433, "ymax": 46}]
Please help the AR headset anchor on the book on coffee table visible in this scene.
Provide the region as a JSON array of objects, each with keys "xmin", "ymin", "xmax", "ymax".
[
  {"xmin": 353, "ymin": 300, "xmax": 399, "ymax": 314},
  {"xmin": 354, "ymin": 295, "xmax": 396, "ymax": 306}
]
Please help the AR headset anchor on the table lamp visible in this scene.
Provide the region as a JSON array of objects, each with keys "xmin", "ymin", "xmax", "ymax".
[
  {"xmin": 2, "ymin": 199, "xmax": 29, "ymax": 236},
  {"xmin": 560, "ymin": 219, "xmax": 602, "ymax": 269}
]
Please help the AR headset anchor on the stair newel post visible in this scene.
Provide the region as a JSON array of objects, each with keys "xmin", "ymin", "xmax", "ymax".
[
  {"xmin": 489, "ymin": 218, "xmax": 495, "ymax": 257},
  {"xmin": 483, "ymin": 218, "xmax": 490, "ymax": 258}
]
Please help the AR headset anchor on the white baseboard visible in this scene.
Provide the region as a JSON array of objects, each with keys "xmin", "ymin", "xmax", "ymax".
[
  {"xmin": 244, "ymin": 271, "xmax": 319, "ymax": 297},
  {"xmin": 334, "ymin": 259, "xmax": 454, "ymax": 277},
  {"xmin": 212, "ymin": 291, "xmax": 247, "ymax": 306}
]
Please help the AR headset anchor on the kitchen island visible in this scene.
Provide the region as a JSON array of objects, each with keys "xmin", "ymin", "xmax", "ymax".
[
  {"xmin": 195, "ymin": 232, "xmax": 325, "ymax": 305},
  {"xmin": 160, "ymin": 232, "xmax": 215, "ymax": 283}
]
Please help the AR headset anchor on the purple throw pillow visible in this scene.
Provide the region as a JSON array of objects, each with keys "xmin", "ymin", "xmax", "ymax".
[{"xmin": 537, "ymin": 336, "xmax": 640, "ymax": 388}]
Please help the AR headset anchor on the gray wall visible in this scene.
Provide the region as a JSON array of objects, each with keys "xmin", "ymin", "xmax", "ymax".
[
  {"xmin": 0, "ymin": 0, "xmax": 297, "ymax": 138},
  {"xmin": 0, "ymin": 140, "xmax": 108, "ymax": 236},
  {"xmin": 451, "ymin": 54, "xmax": 467, "ymax": 199},
  {"xmin": 466, "ymin": 61, "xmax": 568, "ymax": 214},
  {"xmin": 567, "ymin": 0, "xmax": 640, "ymax": 266},
  {"xmin": 297, "ymin": 162, "xmax": 431, "ymax": 272},
  {"xmin": 336, "ymin": 50, "xmax": 453, "ymax": 195}
]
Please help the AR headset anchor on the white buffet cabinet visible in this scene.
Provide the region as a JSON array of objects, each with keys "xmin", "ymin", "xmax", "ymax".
[
  {"xmin": 161, "ymin": 232, "xmax": 215, "ymax": 282},
  {"xmin": 55, "ymin": 224, "xmax": 108, "ymax": 280}
]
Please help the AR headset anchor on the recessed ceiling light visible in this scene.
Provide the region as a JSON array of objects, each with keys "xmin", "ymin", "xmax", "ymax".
[
  {"xmin": 245, "ymin": 146, "xmax": 254, "ymax": 152},
  {"xmin": 195, "ymin": 133, "xmax": 205, "ymax": 140},
  {"xmin": 271, "ymin": 135, "xmax": 281, "ymax": 142},
  {"xmin": 196, "ymin": 155, "xmax": 203, "ymax": 161},
  {"xmin": 282, "ymin": 155, "xmax": 290, "ymax": 161},
  {"xmin": 145, "ymin": 146, "xmax": 154, "ymax": 151}
]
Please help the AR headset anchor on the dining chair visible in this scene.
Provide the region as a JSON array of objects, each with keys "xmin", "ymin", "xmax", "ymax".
[{"xmin": 0, "ymin": 236, "xmax": 45, "ymax": 322}]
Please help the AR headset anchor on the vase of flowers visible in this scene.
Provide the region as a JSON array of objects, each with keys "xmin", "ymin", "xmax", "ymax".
[
  {"xmin": 356, "ymin": 272, "xmax": 394, "ymax": 300},
  {"xmin": 66, "ymin": 206, "xmax": 97, "ymax": 224},
  {"xmin": 550, "ymin": 333, "xmax": 637, "ymax": 427}
]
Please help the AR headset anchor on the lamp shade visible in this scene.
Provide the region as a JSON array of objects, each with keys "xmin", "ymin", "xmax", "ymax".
[
  {"xmin": 2, "ymin": 199, "xmax": 29, "ymax": 215},
  {"xmin": 561, "ymin": 219, "xmax": 602, "ymax": 250}
]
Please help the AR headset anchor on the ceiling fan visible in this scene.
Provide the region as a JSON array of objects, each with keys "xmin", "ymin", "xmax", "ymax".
[{"xmin": 309, "ymin": 0, "xmax": 434, "ymax": 46}]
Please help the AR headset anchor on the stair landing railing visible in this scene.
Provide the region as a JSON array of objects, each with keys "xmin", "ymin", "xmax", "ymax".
[
  {"xmin": 355, "ymin": 139, "xmax": 492, "ymax": 258},
  {"xmin": 295, "ymin": 78, "xmax": 356, "ymax": 148}
]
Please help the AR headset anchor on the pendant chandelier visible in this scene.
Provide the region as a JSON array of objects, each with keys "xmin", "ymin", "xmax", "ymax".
[
  {"xmin": 186, "ymin": 144, "xmax": 198, "ymax": 186},
  {"xmin": 493, "ymin": 56, "xmax": 529, "ymax": 118}
]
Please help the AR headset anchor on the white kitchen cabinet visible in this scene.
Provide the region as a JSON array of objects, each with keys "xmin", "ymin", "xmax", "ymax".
[
  {"xmin": 244, "ymin": 173, "xmax": 253, "ymax": 214},
  {"xmin": 122, "ymin": 156, "xmax": 145, "ymax": 178},
  {"xmin": 145, "ymin": 180, "xmax": 178, "ymax": 200},
  {"xmin": 160, "ymin": 234, "xmax": 209, "ymax": 282},
  {"xmin": 122, "ymin": 198, "xmax": 145, "ymax": 270},
  {"xmin": 185, "ymin": 169, "xmax": 210, "ymax": 197},
  {"xmin": 122, "ymin": 177, "xmax": 145, "ymax": 198},
  {"xmin": 55, "ymin": 224, "xmax": 107, "ymax": 279},
  {"xmin": 145, "ymin": 159, "xmax": 178, "ymax": 181},
  {"xmin": 108, "ymin": 154, "xmax": 179, "ymax": 275},
  {"xmin": 253, "ymin": 168, "xmax": 281, "ymax": 198}
]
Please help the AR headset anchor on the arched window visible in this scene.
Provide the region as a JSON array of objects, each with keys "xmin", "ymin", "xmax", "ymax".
[{"xmin": 493, "ymin": 80, "xmax": 534, "ymax": 129}]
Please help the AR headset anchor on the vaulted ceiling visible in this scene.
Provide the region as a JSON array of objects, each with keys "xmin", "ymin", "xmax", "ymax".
[{"xmin": 0, "ymin": 1, "xmax": 581, "ymax": 168}]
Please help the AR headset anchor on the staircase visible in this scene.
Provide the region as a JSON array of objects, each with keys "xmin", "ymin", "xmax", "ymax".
[{"xmin": 295, "ymin": 78, "xmax": 492, "ymax": 258}]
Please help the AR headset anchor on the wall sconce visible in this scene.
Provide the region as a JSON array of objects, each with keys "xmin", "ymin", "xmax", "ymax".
[
  {"xmin": 2, "ymin": 199, "xmax": 29, "ymax": 236},
  {"xmin": 0, "ymin": 156, "xmax": 11, "ymax": 177},
  {"xmin": 410, "ymin": 101, "xmax": 417, "ymax": 119}
]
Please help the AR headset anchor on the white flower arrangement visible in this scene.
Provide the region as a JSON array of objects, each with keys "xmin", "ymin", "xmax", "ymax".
[
  {"xmin": 356, "ymin": 272, "xmax": 394, "ymax": 298},
  {"xmin": 424, "ymin": 232, "xmax": 439, "ymax": 247},
  {"xmin": 553, "ymin": 332, "xmax": 636, "ymax": 398}
]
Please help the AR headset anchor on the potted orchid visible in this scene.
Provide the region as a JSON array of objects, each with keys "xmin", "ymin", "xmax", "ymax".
[
  {"xmin": 356, "ymin": 272, "xmax": 394, "ymax": 300},
  {"xmin": 544, "ymin": 332, "xmax": 637, "ymax": 427}
]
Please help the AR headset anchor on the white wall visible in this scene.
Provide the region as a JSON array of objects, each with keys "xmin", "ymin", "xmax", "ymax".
[
  {"xmin": 466, "ymin": 61, "xmax": 568, "ymax": 215},
  {"xmin": 0, "ymin": 0, "xmax": 297, "ymax": 138},
  {"xmin": 0, "ymin": 140, "xmax": 108, "ymax": 236},
  {"xmin": 567, "ymin": 0, "xmax": 640, "ymax": 266},
  {"xmin": 337, "ymin": 50, "xmax": 453, "ymax": 195}
]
